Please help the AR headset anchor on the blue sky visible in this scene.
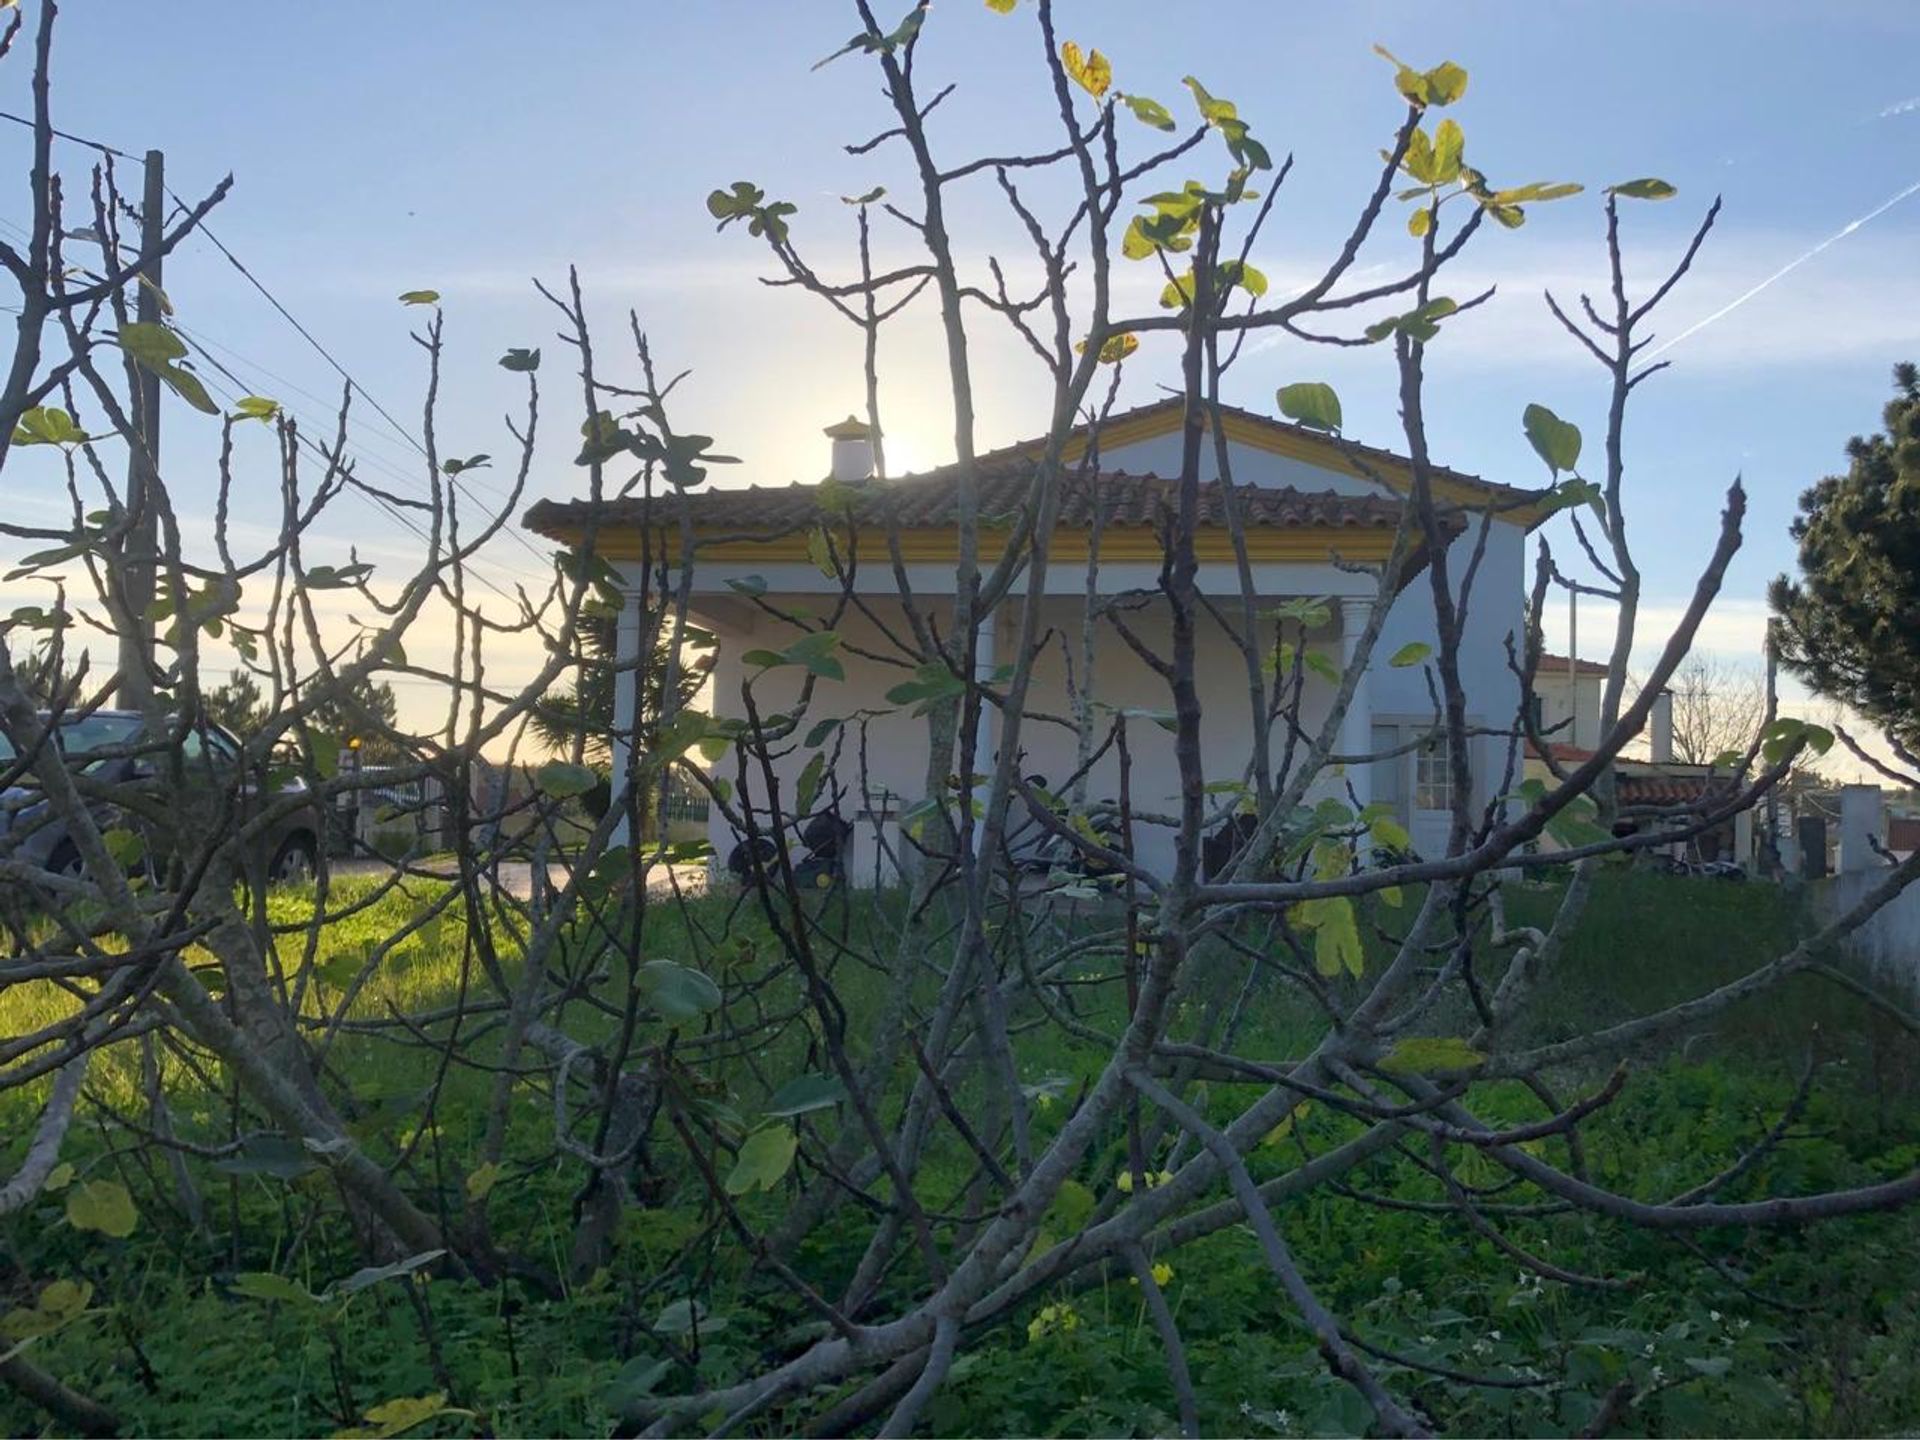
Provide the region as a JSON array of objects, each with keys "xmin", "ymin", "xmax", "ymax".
[{"xmin": 5, "ymin": 1, "xmax": 1919, "ymax": 750}]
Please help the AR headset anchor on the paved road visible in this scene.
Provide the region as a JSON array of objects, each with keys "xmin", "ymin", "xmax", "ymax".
[{"xmin": 328, "ymin": 858, "xmax": 709, "ymax": 902}]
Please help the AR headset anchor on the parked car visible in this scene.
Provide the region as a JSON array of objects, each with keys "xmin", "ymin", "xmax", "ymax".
[{"xmin": 0, "ymin": 710, "xmax": 321, "ymax": 884}]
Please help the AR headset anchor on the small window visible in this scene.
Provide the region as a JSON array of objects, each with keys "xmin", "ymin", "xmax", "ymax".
[{"xmin": 1414, "ymin": 740, "xmax": 1453, "ymax": 812}]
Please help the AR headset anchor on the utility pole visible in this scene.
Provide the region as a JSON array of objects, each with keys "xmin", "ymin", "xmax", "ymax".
[
  {"xmin": 117, "ymin": 148, "xmax": 164, "ymax": 711},
  {"xmin": 1566, "ymin": 587, "xmax": 1578, "ymax": 749}
]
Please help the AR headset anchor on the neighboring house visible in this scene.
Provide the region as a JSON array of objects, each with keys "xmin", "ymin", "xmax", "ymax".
[
  {"xmin": 1523, "ymin": 653, "xmax": 1764, "ymax": 866},
  {"xmin": 526, "ymin": 399, "xmax": 1552, "ymax": 882}
]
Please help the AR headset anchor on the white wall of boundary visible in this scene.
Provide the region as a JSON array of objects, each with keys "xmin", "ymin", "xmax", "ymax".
[{"xmin": 1810, "ymin": 868, "xmax": 1920, "ymax": 1001}]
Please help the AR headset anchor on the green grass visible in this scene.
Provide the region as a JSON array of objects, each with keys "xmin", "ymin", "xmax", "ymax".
[{"xmin": 4, "ymin": 870, "xmax": 1920, "ymax": 1436}]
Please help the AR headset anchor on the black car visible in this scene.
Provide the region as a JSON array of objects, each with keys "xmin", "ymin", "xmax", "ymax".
[{"xmin": 0, "ymin": 710, "xmax": 321, "ymax": 884}]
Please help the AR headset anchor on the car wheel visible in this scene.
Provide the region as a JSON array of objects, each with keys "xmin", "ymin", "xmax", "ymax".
[{"xmin": 269, "ymin": 833, "xmax": 317, "ymax": 884}]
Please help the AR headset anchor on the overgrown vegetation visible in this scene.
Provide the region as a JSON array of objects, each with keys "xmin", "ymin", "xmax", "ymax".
[{"xmin": 5, "ymin": 874, "xmax": 1919, "ymax": 1436}]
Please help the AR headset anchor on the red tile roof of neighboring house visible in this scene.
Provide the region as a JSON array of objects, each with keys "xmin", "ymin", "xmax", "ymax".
[
  {"xmin": 1617, "ymin": 773, "xmax": 1734, "ymax": 807},
  {"xmin": 1890, "ymin": 815, "xmax": 1920, "ymax": 854},
  {"xmin": 1536, "ymin": 652, "xmax": 1611, "ymax": 678},
  {"xmin": 526, "ymin": 464, "xmax": 1440, "ymax": 542}
]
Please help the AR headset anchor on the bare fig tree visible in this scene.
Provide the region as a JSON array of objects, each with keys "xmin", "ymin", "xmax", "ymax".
[{"xmin": 3, "ymin": 2, "xmax": 1918, "ymax": 1437}]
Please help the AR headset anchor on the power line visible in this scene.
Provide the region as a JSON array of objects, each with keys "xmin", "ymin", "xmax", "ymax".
[{"xmin": 0, "ymin": 109, "xmax": 560, "ymax": 573}]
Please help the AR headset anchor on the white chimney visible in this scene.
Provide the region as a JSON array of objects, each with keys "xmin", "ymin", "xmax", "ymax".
[
  {"xmin": 1649, "ymin": 689, "xmax": 1674, "ymax": 764},
  {"xmin": 825, "ymin": 414, "xmax": 876, "ymax": 482}
]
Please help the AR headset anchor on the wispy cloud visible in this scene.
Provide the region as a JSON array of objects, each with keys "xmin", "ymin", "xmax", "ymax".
[{"xmin": 1880, "ymin": 96, "xmax": 1920, "ymax": 119}]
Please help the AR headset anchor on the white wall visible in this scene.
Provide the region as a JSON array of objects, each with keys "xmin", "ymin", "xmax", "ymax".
[
  {"xmin": 1099, "ymin": 431, "xmax": 1530, "ymax": 825},
  {"xmin": 691, "ymin": 591, "xmax": 1345, "ymax": 882}
]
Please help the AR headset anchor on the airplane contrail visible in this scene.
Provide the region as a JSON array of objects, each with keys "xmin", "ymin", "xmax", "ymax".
[{"xmin": 1643, "ymin": 175, "xmax": 1920, "ymax": 361}]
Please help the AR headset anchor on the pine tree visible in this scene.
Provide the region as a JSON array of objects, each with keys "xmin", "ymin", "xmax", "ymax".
[{"xmin": 1770, "ymin": 363, "xmax": 1920, "ymax": 753}]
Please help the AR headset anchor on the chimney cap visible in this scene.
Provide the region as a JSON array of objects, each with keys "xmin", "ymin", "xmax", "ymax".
[{"xmin": 823, "ymin": 414, "xmax": 878, "ymax": 440}]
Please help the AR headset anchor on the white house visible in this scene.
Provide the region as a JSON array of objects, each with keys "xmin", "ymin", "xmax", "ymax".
[{"xmin": 526, "ymin": 400, "xmax": 1550, "ymax": 881}]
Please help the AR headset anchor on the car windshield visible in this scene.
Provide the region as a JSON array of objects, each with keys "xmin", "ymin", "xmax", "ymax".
[{"xmin": 58, "ymin": 714, "xmax": 147, "ymax": 767}]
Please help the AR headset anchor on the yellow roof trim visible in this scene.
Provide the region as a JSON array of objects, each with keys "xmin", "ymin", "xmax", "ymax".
[{"xmin": 543, "ymin": 524, "xmax": 1396, "ymax": 567}]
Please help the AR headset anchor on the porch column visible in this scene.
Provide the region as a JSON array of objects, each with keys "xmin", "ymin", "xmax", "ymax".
[
  {"xmin": 1338, "ymin": 597, "xmax": 1373, "ymax": 815},
  {"xmin": 610, "ymin": 588, "xmax": 644, "ymax": 850},
  {"xmin": 970, "ymin": 608, "xmax": 997, "ymax": 856}
]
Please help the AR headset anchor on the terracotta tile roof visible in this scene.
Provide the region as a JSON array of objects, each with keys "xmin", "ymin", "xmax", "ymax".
[
  {"xmin": 525, "ymin": 463, "xmax": 1430, "ymax": 542},
  {"xmin": 1536, "ymin": 652, "xmax": 1611, "ymax": 678},
  {"xmin": 1617, "ymin": 773, "xmax": 1734, "ymax": 807},
  {"xmin": 1006, "ymin": 395, "xmax": 1535, "ymax": 507}
]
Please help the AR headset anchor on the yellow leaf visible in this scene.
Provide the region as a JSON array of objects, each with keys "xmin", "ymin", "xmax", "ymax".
[
  {"xmin": 1060, "ymin": 40, "xmax": 1111, "ymax": 99},
  {"xmin": 465, "ymin": 1161, "xmax": 503, "ymax": 1203},
  {"xmin": 1407, "ymin": 207, "xmax": 1431, "ymax": 238},
  {"xmin": 37, "ymin": 1279, "xmax": 92, "ymax": 1321},
  {"xmin": 43, "ymin": 1162, "xmax": 74, "ymax": 1192},
  {"xmin": 1261, "ymin": 1100, "xmax": 1313, "ymax": 1146},
  {"xmin": 1074, "ymin": 331, "xmax": 1138, "ymax": 364},
  {"xmin": 1379, "ymin": 1035, "xmax": 1485, "ymax": 1076},
  {"xmin": 984, "ymin": 0, "xmax": 1017, "ymax": 10},
  {"xmin": 334, "ymin": 1393, "xmax": 452, "ymax": 1440},
  {"xmin": 66, "ymin": 1178, "xmax": 137, "ymax": 1239}
]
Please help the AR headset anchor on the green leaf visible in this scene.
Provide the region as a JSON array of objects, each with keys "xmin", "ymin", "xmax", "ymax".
[
  {"xmin": 783, "ymin": 630, "xmax": 845, "ymax": 681},
  {"xmin": 725, "ymin": 1124, "xmax": 798, "ymax": 1195},
  {"xmin": 1378, "ymin": 1035, "xmax": 1485, "ymax": 1075},
  {"xmin": 1218, "ymin": 259, "xmax": 1268, "ymax": 297},
  {"xmin": 1491, "ymin": 181, "xmax": 1584, "ymax": 205},
  {"xmin": 498, "ymin": 347, "xmax": 541, "ymax": 372},
  {"xmin": 796, "ymin": 751, "xmax": 826, "ymax": 813},
  {"xmin": 441, "ymin": 454, "xmax": 491, "ymax": 475},
  {"xmin": 1122, "ymin": 94, "xmax": 1176, "ymax": 131},
  {"xmin": 101, "ymin": 826, "xmax": 145, "ymax": 869},
  {"xmin": 231, "ymin": 395, "xmax": 280, "ymax": 422},
  {"xmin": 1388, "ymin": 641, "xmax": 1431, "ymax": 668},
  {"xmin": 11, "ymin": 405, "xmax": 88, "ymax": 446},
  {"xmin": 536, "ymin": 761, "xmax": 599, "ymax": 798},
  {"xmin": 604, "ymin": 1357, "xmax": 675, "ymax": 1414},
  {"xmin": 639, "ymin": 959, "xmax": 723, "ymax": 1023},
  {"xmin": 231, "ymin": 1272, "xmax": 317, "ymax": 1306},
  {"xmin": 118, "ymin": 321, "xmax": 188, "ymax": 367},
  {"xmin": 763, "ymin": 1073, "xmax": 849, "ymax": 1118},
  {"xmin": 211, "ymin": 1135, "xmax": 320, "ymax": 1180},
  {"xmin": 397, "ymin": 290, "xmax": 441, "ymax": 306},
  {"xmin": 119, "ymin": 322, "xmax": 219, "ymax": 415},
  {"xmin": 1373, "ymin": 47, "xmax": 1468, "ymax": 108},
  {"xmin": 1275, "ymin": 382, "xmax": 1343, "ymax": 434},
  {"xmin": 1303, "ymin": 649, "xmax": 1342, "ymax": 685},
  {"xmin": 333, "ymin": 1250, "xmax": 446, "ymax": 1298},
  {"xmin": 66, "ymin": 1178, "xmax": 137, "ymax": 1238},
  {"xmin": 653, "ymin": 1298, "xmax": 726, "ymax": 1337},
  {"xmin": 1407, "ymin": 207, "xmax": 1432, "ymax": 238},
  {"xmin": 1522, "ymin": 403, "xmax": 1582, "ymax": 475},
  {"xmin": 1431, "ymin": 118, "xmax": 1464, "ymax": 183},
  {"xmin": 1607, "ymin": 177, "xmax": 1677, "ymax": 201},
  {"xmin": 1423, "ymin": 61, "xmax": 1469, "ymax": 105},
  {"xmin": 43, "ymin": 1162, "xmax": 74, "ymax": 1192}
]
